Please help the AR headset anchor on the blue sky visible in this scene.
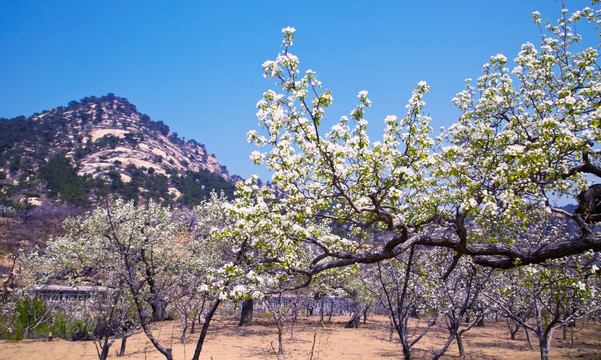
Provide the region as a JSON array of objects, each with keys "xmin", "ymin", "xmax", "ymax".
[{"xmin": 0, "ymin": 0, "xmax": 597, "ymax": 181}]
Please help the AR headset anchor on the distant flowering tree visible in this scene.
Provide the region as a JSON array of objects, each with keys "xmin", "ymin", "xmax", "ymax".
[
  {"xmin": 245, "ymin": 2, "xmax": 601, "ymax": 282},
  {"xmin": 26, "ymin": 194, "xmax": 264, "ymax": 360},
  {"xmin": 485, "ymin": 214, "xmax": 601, "ymax": 360},
  {"xmin": 0, "ymin": 255, "xmax": 20, "ymax": 339},
  {"xmin": 182, "ymin": 191, "xmax": 264, "ymax": 360},
  {"xmin": 491, "ymin": 254, "xmax": 601, "ymax": 360},
  {"xmin": 25, "ymin": 199, "xmax": 182, "ymax": 360},
  {"xmin": 184, "ymin": 189, "xmax": 316, "ymax": 360},
  {"xmin": 429, "ymin": 251, "xmax": 494, "ymax": 360},
  {"xmin": 371, "ymin": 247, "xmax": 440, "ymax": 360}
]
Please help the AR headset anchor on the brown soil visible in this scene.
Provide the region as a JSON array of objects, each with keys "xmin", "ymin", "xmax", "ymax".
[{"xmin": 1, "ymin": 315, "xmax": 599, "ymax": 359}]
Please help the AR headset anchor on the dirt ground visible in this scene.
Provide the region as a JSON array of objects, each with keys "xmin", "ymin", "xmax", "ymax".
[{"xmin": 1, "ymin": 315, "xmax": 600, "ymax": 359}]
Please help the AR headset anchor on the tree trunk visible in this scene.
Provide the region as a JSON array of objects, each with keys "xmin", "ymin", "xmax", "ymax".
[
  {"xmin": 118, "ymin": 335, "xmax": 128, "ymax": 357},
  {"xmin": 277, "ymin": 325, "xmax": 284, "ymax": 355},
  {"xmin": 344, "ymin": 303, "xmax": 364, "ymax": 329},
  {"xmin": 524, "ymin": 326, "xmax": 534, "ymax": 350},
  {"xmin": 344, "ymin": 311, "xmax": 361, "ymax": 329},
  {"xmin": 151, "ymin": 300, "xmax": 166, "ymax": 322},
  {"xmin": 192, "ymin": 299, "xmax": 221, "ymax": 360},
  {"xmin": 399, "ymin": 322, "xmax": 411, "ymax": 360},
  {"xmin": 507, "ymin": 318, "xmax": 520, "ymax": 340},
  {"xmin": 401, "ymin": 345, "xmax": 411, "ymax": 360},
  {"xmin": 433, "ymin": 334, "xmax": 456, "ymax": 360},
  {"xmin": 319, "ymin": 298, "xmax": 325, "ymax": 326},
  {"xmin": 538, "ymin": 334, "xmax": 550, "ymax": 360},
  {"xmin": 457, "ymin": 332, "xmax": 465, "ymax": 359},
  {"xmin": 97, "ymin": 335, "xmax": 112, "ymax": 360},
  {"xmin": 345, "ymin": 313, "xmax": 361, "ymax": 328},
  {"xmin": 290, "ymin": 309, "xmax": 298, "ymax": 340},
  {"xmin": 432, "ymin": 319, "xmax": 458, "ymax": 360},
  {"xmin": 180, "ymin": 319, "xmax": 188, "ymax": 343},
  {"xmin": 239, "ymin": 299, "xmax": 253, "ymax": 326},
  {"xmin": 99, "ymin": 342, "xmax": 110, "ymax": 360}
]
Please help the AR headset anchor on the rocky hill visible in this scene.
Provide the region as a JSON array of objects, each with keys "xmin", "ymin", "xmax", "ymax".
[{"xmin": 0, "ymin": 94, "xmax": 239, "ymax": 209}]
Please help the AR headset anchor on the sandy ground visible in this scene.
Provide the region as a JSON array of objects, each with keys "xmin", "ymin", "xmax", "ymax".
[{"xmin": 1, "ymin": 315, "xmax": 600, "ymax": 359}]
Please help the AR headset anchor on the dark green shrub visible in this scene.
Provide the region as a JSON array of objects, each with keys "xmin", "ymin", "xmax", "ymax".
[
  {"xmin": 9, "ymin": 298, "xmax": 50, "ymax": 340},
  {"xmin": 49, "ymin": 312, "xmax": 92, "ymax": 340}
]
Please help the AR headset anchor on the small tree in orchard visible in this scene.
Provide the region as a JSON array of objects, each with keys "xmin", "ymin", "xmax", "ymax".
[
  {"xmin": 87, "ymin": 281, "xmax": 138, "ymax": 359},
  {"xmin": 308, "ymin": 268, "xmax": 355, "ymax": 325},
  {"xmin": 206, "ymin": 182, "xmax": 337, "ymax": 357},
  {"xmin": 173, "ymin": 192, "xmax": 231, "ymax": 344},
  {"xmin": 308, "ymin": 265, "xmax": 377, "ymax": 329},
  {"xmin": 27, "ymin": 199, "xmax": 182, "ymax": 360},
  {"xmin": 338, "ymin": 269, "xmax": 379, "ymax": 328},
  {"xmin": 429, "ymin": 250, "xmax": 494, "ymax": 360},
  {"xmin": 180, "ymin": 190, "xmax": 264, "ymax": 360},
  {"xmin": 487, "ymin": 213, "xmax": 601, "ymax": 360},
  {"xmin": 5, "ymin": 254, "xmax": 89, "ymax": 342},
  {"xmin": 246, "ymin": 3, "xmax": 601, "ymax": 282},
  {"xmin": 162, "ymin": 243, "xmax": 212, "ymax": 345},
  {"xmin": 0, "ymin": 256, "xmax": 24, "ymax": 339},
  {"xmin": 8, "ymin": 294, "xmax": 55, "ymax": 340},
  {"xmin": 371, "ymin": 246, "xmax": 439, "ymax": 360},
  {"xmin": 494, "ymin": 256, "xmax": 600, "ymax": 360},
  {"xmin": 184, "ymin": 188, "xmax": 317, "ymax": 360},
  {"xmin": 262, "ymin": 286, "xmax": 311, "ymax": 356},
  {"xmin": 496, "ymin": 271, "xmax": 536, "ymax": 345}
]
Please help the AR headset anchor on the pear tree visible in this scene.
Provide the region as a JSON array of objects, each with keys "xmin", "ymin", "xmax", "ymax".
[
  {"xmin": 486, "ymin": 215, "xmax": 601, "ymax": 360},
  {"xmin": 27, "ymin": 199, "xmax": 181, "ymax": 360},
  {"xmin": 246, "ymin": 3, "xmax": 601, "ymax": 280}
]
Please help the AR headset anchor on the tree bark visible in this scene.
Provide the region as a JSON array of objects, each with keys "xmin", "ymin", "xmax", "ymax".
[
  {"xmin": 344, "ymin": 303, "xmax": 365, "ymax": 328},
  {"xmin": 277, "ymin": 325, "xmax": 284, "ymax": 355},
  {"xmin": 507, "ymin": 318, "xmax": 520, "ymax": 340},
  {"xmin": 180, "ymin": 320, "xmax": 188, "ymax": 344},
  {"xmin": 150, "ymin": 300, "xmax": 166, "ymax": 322},
  {"xmin": 118, "ymin": 335, "xmax": 128, "ymax": 357},
  {"xmin": 319, "ymin": 298, "xmax": 325, "ymax": 326},
  {"xmin": 525, "ymin": 326, "xmax": 534, "ymax": 350},
  {"xmin": 538, "ymin": 334, "xmax": 550, "ymax": 360},
  {"xmin": 307, "ymin": 230, "xmax": 601, "ymax": 274},
  {"xmin": 191, "ymin": 299, "xmax": 221, "ymax": 360},
  {"xmin": 99, "ymin": 342, "xmax": 110, "ymax": 360},
  {"xmin": 97, "ymin": 335, "xmax": 111, "ymax": 360},
  {"xmin": 290, "ymin": 309, "xmax": 298, "ymax": 340},
  {"xmin": 238, "ymin": 299, "xmax": 254, "ymax": 326},
  {"xmin": 457, "ymin": 332, "xmax": 465, "ymax": 359}
]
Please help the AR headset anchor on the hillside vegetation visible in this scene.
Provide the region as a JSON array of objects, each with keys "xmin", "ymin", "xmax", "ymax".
[{"xmin": 0, "ymin": 94, "xmax": 238, "ymax": 208}]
